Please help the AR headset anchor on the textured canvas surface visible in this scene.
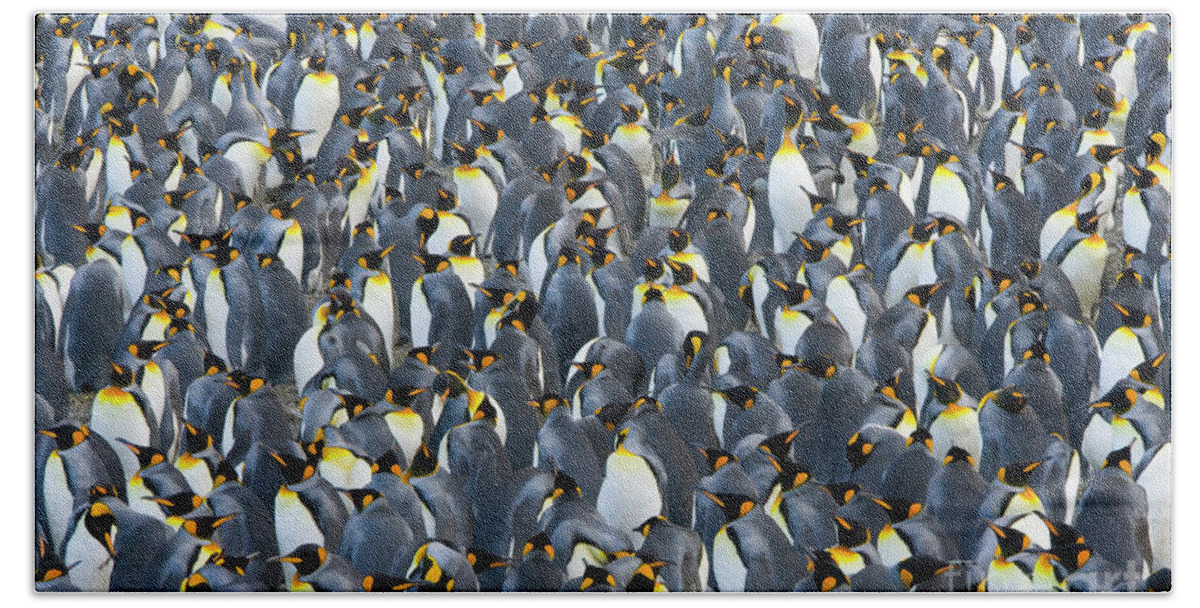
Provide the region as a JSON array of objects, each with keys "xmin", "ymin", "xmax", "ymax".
[{"xmin": 34, "ymin": 12, "xmax": 1171, "ymax": 592}]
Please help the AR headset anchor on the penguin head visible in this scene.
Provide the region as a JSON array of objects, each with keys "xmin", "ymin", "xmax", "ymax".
[
  {"xmin": 270, "ymin": 451, "xmax": 316, "ymax": 486},
  {"xmin": 981, "ymin": 386, "xmax": 1027, "ymax": 414},
  {"xmin": 626, "ymin": 560, "xmax": 667, "ymax": 592},
  {"xmin": 108, "ymin": 362, "xmax": 135, "ymax": 388},
  {"xmin": 1089, "ymin": 145, "xmax": 1126, "ymax": 165},
  {"xmin": 1045, "ymin": 518, "xmax": 1091, "ymax": 572},
  {"xmin": 695, "ymin": 445, "xmax": 738, "ymax": 474},
  {"xmin": 548, "ymin": 469, "xmax": 582, "ymax": 504},
  {"xmin": 177, "ymin": 514, "xmax": 235, "ymax": 540},
  {"xmin": 776, "ymin": 458, "xmax": 813, "ymax": 492},
  {"xmin": 225, "ymin": 370, "xmax": 266, "ymax": 397},
  {"xmin": 926, "ymin": 373, "xmax": 962, "ymax": 405},
  {"xmin": 797, "ymin": 354, "xmax": 838, "ymax": 380},
  {"xmin": 667, "ymin": 260, "xmax": 698, "ymax": 286},
  {"xmin": 527, "ymin": 393, "xmax": 565, "ymax": 419},
  {"xmin": 465, "ymin": 546, "xmax": 508, "ymax": 576},
  {"xmin": 641, "ymin": 258, "xmax": 665, "ymax": 283},
  {"xmin": 345, "ymin": 488, "xmax": 382, "ymax": 513},
  {"xmin": 578, "ymin": 564, "xmax": 617, "ymax": 592},
  {"xmin": 872, "ymin": 497, "xmax": 924, "ymax": 524},
  {"xmin": 834, "ymin": 515, "xmax": 871, "ymax": 548},
  {"xmin": 84, "ymin": 500, "xmax": 118, "ymax": 557},
  {"xmin": 1075, "ymin": 209, "xmax": 1102, "ymax": 235},
  {"xmin": 807, "ymin": 550, "xmax": 850, "ymax": 592},
  {"xmin": 116, "ymin": 439, "xmax": 166, "ymax": 470},
  {"xmin": 987, "ymin": 521, "xmax": 1031, "ymax": 560},
  {"xmin": 1130, "ymin": 352, "xmax": 1167, "ymax": 386},
  {"xmin": 822, "ymin": 483, "xmax": 861, "ymax": 507},
  {"xmin": 150, "ymin": 490, "xmax": 205, "ymax": 518},
  {"xmin": 1015, "ymin": 289, "xmax": 1046, "ymax": 315},
  {"xmin": 942, "ymin": 446, "xmax": 976, "ymax": 469},
  {"xmin": 179, "ymin": 420, "xmax": 215, "ymax": 454},
  {"xmin": 771, "ymin": 279, "xmax": 813, "ymax": 307},
  {"xmin": 717, "ymin": 385, "xmax": 758, "ymax": 411},
  {"xmin": 759, "ymin": 429, "xmax": 801, "ymax": 467},
  {"xmin": 904, "ymin": 283, "xmax": 941, "ymax": 308},
  {"xmin": 1021, "ymin": 340, "xmax": 1051, "ymax": 365},
  {"xmin": 463, "ymin": 349, "xmax": 501, "ymax": 372},
  {"xmin": 846, "ymin": 431, "xmax": 876, "ymax": 472},
  {"xmin": 521, "ymin": 531, "xmax": 555, "ymax": 562},
  {"xmin": 595, "ymin": 402, "xmax": 634, "ymax": 432},
  {"xmin": 496, "ymin": 290, "xmax": 539, "ymax": 333},
  {"xmin": 573, "ymin": 360, "xmax": 607, "ymax": 382},
  {"xmin": 1111, "ymin": 301, "xmax": 1153, "ymax": 328},
  {"xmin": 701, "ymin": 491, "xmax": 757, "ymax": 523},
  {"xmin": 385, "ymin": 385, "xmax": 427, "ymax": 410},
  {"xmin": 906, "ymin": 428, "xmax": 935, "ymax": 455},
  {"xmin": 997, "ymin": 461, "xmax": 1043, "ymax": 487},
  {"xmin": 406, "ymin": 442, "xmax": 439, "ymax": 480},
  {"xmin": 37, "ymin": 422, "xmax": 91, "ymax": 451},
  {"xmin": 1102, "ymin": 445, "xmax": 1135, "ymax": 476},
  {"xmin": 127, "ymin": 340, "xmax": 167, "ymax": 361},
  {"xmin": 278, "ymin": 544, "xmax": 327, "ymax": 577},
  {"xmin": 896, "ymin": 556, "xmax": 954, "ymax": 590}
]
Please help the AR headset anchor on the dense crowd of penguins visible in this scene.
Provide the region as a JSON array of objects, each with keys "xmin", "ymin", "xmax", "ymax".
[{"xmin": 34, "ymin": 12, "xmax": 1171, "ymax": 592}]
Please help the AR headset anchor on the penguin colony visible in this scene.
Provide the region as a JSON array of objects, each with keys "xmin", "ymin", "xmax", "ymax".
[{"xmin": 34, "ymin": 12, "xmax": 1171, "ymax": 592}]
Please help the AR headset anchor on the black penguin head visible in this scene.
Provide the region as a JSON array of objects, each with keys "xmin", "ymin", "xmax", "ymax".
[
  {"xmin": 896, "ymin": 556, "xmax": 954, "ymax": 589},
  {"xmin": 792, "ymin": 234, "xmax": 830, "ymax": 263},
  {"xmin": 1090, "ymin": 144, "xmax": 1126, "ymax": 165},
  {"xmin": 873, "ymin": 497, "xmax": 925, "ymax": 524},
  {"xmin": 759, "ymin": 429, "xmax": 800, "ymax": 467},
  {"xmin": 413, "ymin": 252, "xmax": 451, "ymax": 275},
  {"xmin": 1102, "ymin": 445, "xmax": 1134, "ymax": 476},
  {"xmin": 108, "ymin": 362, "xmax": 135, "ymax": 387},
  {"xmin": 497, "ymin": 290, "xmax": 539, "ymax": 333},
  {"xmin": 1075, "ymin": 210, "xmax": 1101, "ymax": 234},
  {"xmin": 594, "ymin": 402, "xmax": 634, "ymax": 432},
  {"xmin": 127, "ymin": 340, "xmax": 166, "ymax": 361},
  {"xmin": 642, "ymin": 285, "xmax": 665, "ymax": 305},
  {"xmin": 822, "ymin": 483, "xmax": 860, "ymax": 507},
  {"xmin": 988, "ymin": 521, "xmax": 1031, "ymax": 560},
  {"xmin": 38, "ymin": 422, "xmax": 91, "ymax": 451},
  {"xmin": 1111, "ymin": 301, "xmax": 1152, "ymax": 328},
  {"xmin": 1045, "ymin": 519, "xmax": 1091, "ymax": 572},
  {"xmin": 178, "ymin": 514, "xmax": 235, "ymax": 540},
  {"xmin": 983, "ymin": 386, "xmax": 1027, "ymax": 413},
  {"xmin": 527, "ymin": 393, "xmax": 565, "ymax": 419},
  {"xmin": 797, "ymin": 354, "xmax": 837, "ymax": 380},
  {"xmin": 181, "ymin": 421, "xmax": 214, "ymax": 454},
  {"xmin": 997, "ymin": 460, "xmax": 1043, "ymax": 487},
  {"xmin": 641, "ymin": 258, "xmax": 665, "ymax": 282},
  {"xmin": 463, "ymin": 349, "xmax": 500, "ymax": 372},
  {"xmin": 667, "ymin": 260, "xmax": 697, "ymax": 286},
  {"xmin": 906, "ymin": 428, "xmax": 935, "ymax": 454},
  {"xmin": 224, "ymin": 370, "xmax": 266, "ymax": 396},
  {"xmin": 84, "ymin": 501, "xmax": 118, "ymax": 557},
  {"xmin": 279, "ymin": 544, "xmax": 326, "ymax": 576},
  {"xmin": 580, "ymin": 564, "xmax": 617, "ymax": 592},
  {"xmin": 150, "ymin": 491, "xmax": 205, "ymax": 518},
  {"xmin": 666, "ymin": 229, "xmax": 691, "ymax": 253},
  {"xmin": 942, "ymin": 446, "xmax": 976, "ymax": 468},
  {"xmin": 1130, "ymin": 352, "xmax": 1167, "ymax": 386},
  {"xmin": 201, "ymin": 242, "xmax": 241, "ymax": 267},
  {"xmin": 834, "ymin": 516, "xmax": 871, "ymax": 548},
  {"xmin": 116, "ymin": 439, "xmax": 166, "ymax": 470},
  {"xmin": 406, "ymin": 442, "xmax": 439, "ymax": 480},
  {"xmin": 345, "ymin": 488, "xmax": 383, "ymax": 513},
  {"xmin": 771, "ymin": 279, "xmax": 812, "ymax": 307},
  {"xmin": 846, "ymin": 431, "xmax": 875, "ymax": 472},
  {"xmin": 776, "ymin": 458, "xmax": 813, "ymax": 492},
  {"xmin": 626, "ymin": 560, "xmax": 666, "ymax": 592},
  {"xmin": 718, "ymin": 385, "xmax": 758, "ymax": 411},
  {"xmin": 695, "ymin": 445, "xmax": 738, "ymax": 473},
  {"xmin": 1016, "ymin": 289, "xmax": 1046, "ymax": 315},
  {"xmin": 927, "ymin": 374, "xmax": 962, "ymax": 405},
  {"xmin": 807, "ymin": 550, "xmax": 850, "ymax": 592},
  {"xmin": 405, "ymin": 345, "xmax": 439, "ymax": 368},
  {"xmin": 1022, "ymin": 340, "xmax": 1051, "ymax": 365},
  {"xmin": 701, "ymin": 491, "xmax": 757, "ymax": 522},
  {"xmin": 905, "ymin": 282, "xmax": 941, "ymax": 308},
  {"xmin": 521, "ymin": 531, "xmax": 555, "ymax": 561},
  {"xmin": 271, "ymin": 451, "xmax": 315, "ymax": 485},
  {"xmin": 357, "ymin": 245, "xmax": 394, "ymax": 271},
  {"xmin": 464, "ymin": 546, "xmax": 508, "ymax": 576}
]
